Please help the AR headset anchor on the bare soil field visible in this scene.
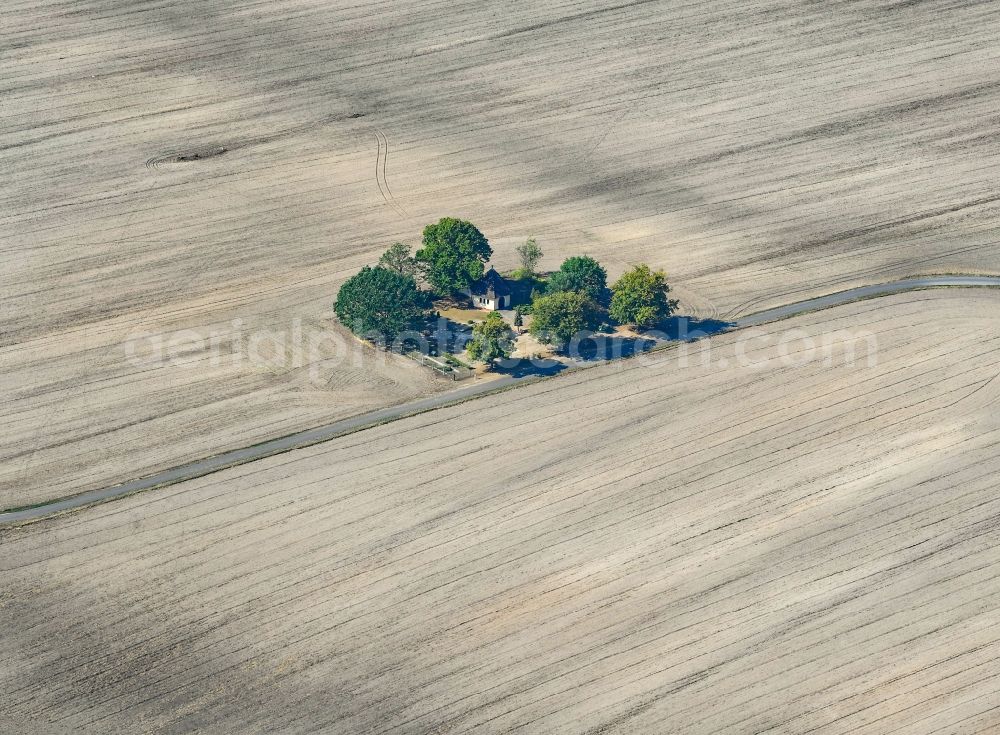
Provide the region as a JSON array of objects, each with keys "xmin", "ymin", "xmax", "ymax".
[
  {"xmin": 3, "ymin": 290, "xmax": 1000, "ymax": 733},
  {"xmin": 4, "ymin": 0, "xmax": 1000, "ymax": 505}
]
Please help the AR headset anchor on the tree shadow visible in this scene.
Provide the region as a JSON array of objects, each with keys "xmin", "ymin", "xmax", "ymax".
[
  {"xmin": 491, "ymin": 357, "xmax": 569, "ymax": 378},
  {"xmin": 505, "ymin": 275, "xmax": 543, "ymax": 308},
  {"xmin": 559, "ymin": 316, "xmax": 735, "ymax": 362},
  {"xmin": 404, "ymin": 317, "xmax": 473, "ymax": 357},
  {"xmin": 659, "ymin": 316, "xmax": 735, "ymax": 341},
  {"xmin": 397, "ymin": 314, "xmax": 735, "ymax": 373},
  {"xmin": 568, "ymin": 334, "xmax": 659, "ymax": 362}
]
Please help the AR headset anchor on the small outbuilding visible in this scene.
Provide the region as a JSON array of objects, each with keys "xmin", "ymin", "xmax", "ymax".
[{"xmin": 467, "ymin": 267, "xmax": 512, "ymax": 311}]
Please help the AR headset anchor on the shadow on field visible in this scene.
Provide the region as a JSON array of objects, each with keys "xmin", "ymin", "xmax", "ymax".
[
  {"xmin": 661, "ymin": 316, "xmax": 735, "ymax": 341},
  {"xmin": 492, "ymin": 358, "xmax": 569, "ymax": 379},
  {"xmin": 563, "ymin": 316, "xmax": 735, "ymax": 363},
  {"xmin": 570, "ymin": 334, "xmax": 660, "ymax": 362}
]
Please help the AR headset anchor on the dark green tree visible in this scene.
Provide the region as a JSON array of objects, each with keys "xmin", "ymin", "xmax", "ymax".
[
  {"xmin": 529, "ymin": 291, "xmax": 597, "ymax": 349},
  {"xmin": 333, "ymin": 266, "xmax": 428, "ymax": 343},
  {"xmin": 466, "ymin": 312, "xmax": 515, "ymax": 368},
  {"xmin": 415, "ymin": 218, "xmax": 492, "ymax": 295},
  {"xmin": 547, "ymin": 256, "xmax": 607, "ymax": 303},
  {"xmin": 609, "ymin": 264, "xmax": 678, "ymax": 329},
  {"xmin": 378, "ymin": 242, "xmax": 417, "ymax": 278},
  {"xmin": 513, "ymin": 308, "xmax": 524, "ymax": 329}
]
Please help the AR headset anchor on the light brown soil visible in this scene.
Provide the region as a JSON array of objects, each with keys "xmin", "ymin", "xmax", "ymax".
[
  {"xmin": 3, "ymin": 291, "xmax": 1000, "ymax": 733},
  {"xmin": 4, "ymin": 0, "xmax": 1000, "ymax": 506}
]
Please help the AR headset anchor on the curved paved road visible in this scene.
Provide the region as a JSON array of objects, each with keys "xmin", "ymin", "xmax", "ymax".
[
  {"xmin": 732, "ymin": 275, "xmax": 1000, "ymax": 327},
  {"xmin": 3, "ymin": 275, "xmax": 998, "ymax": 525}
]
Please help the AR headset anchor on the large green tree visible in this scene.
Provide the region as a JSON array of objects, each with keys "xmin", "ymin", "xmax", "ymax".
[
  {"xmin": 334, "ymin": 266, "xmax": 428, "ymax": 342},
  {"xmin": 609, "ymin": 264, "xmax": 678, "ymax": 328},
  {"xmin": 547, "ymin": 255, "xmax": 607, "ymax": 303},
  {"xmin": 529, "ymin": 291, "xmax": 597, "ymax": 349},
  {"xmin": 378, "ymin": 242, "xmax": 417, "ymax": 278},
  {"xmin": 466, "ymin": 312, "xmax": 515, "ymax": 368},
  {"xmin": 415, "ymin": 218, "xmax": 492, "ymax": 295}
]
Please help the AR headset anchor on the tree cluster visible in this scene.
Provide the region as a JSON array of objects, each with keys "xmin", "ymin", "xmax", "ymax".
[
  {"xmin": 334, "ymin": 217, "xmax": 491, "ymax": 342},
  {"xmin": 334, "ymin": 219, "xmax": 680, "ymax": 365},
  {"xmin": 529, "ymin": 256, "xmax": 677, "ymax": 349}
]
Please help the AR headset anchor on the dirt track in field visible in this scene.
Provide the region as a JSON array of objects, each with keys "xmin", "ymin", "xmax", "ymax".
[
  {"xmin": 4, "ymin": 0, "xmax": 1000, "ymax": 505},
  {"xmin": 4, "ymin": 291, "xmax": 1000, "ymax": 733}
]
